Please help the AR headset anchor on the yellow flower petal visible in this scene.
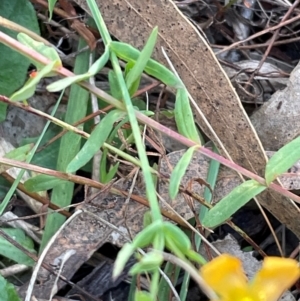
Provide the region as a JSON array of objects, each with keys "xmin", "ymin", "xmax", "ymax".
[
  {"xmin": 250, "ymin": 257, "xmax": 300, "ymax": 301},
  {"xmin": 201, "ymin": 254, "xmax": 248, "ymax": 300}
]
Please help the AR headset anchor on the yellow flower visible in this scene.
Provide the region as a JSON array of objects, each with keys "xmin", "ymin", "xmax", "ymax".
[{"xmin": 200, "ymin": 254, "xmax": 300, "ymax": 301}]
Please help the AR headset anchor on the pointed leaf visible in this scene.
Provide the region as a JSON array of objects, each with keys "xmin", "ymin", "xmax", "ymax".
[
  {"xmin": 130, "ymin": 252, "xmax": 163, "ymax": 275},
  {"xmin": 131, "ymin": 220, "xmax": 162, "ymax": 249},
  {"xmin": 0, "ymin": 275, "xmax": 21, "ymax": 301},
  {"xmin": 163, "ymin": 222, "xmax": 191, "ymax": 253},
  {"xmin": 47, "ymin": 74, "xmax": 90, "ymax": 92},
  {"xmin": 185, "ymin": 249, "xmax": 207, "ymax": 265},
  {"xmin": 48, "ymin": 0, "xmax": 58, "ymax": 20},
  {"xmin": 10, "ymin": 61, "xmax": 57, "ymax": 101},
  {"xmin": 5, "ymin": 144, "xmax": 33, "ymax": 161},
  {"xmin": 113, "ymin": 243, "xmax": 135, "ymax": 279},
  {"xmin": 125, "ymin": 27, "xmax": 158, "ymax": 91},
  {"xmin": 108, "ymin": 70, "xmax": 122, "ymax": 99},
  {"xmin": 265, "ymin": 136, "xmax": 300, "ymax": 185},
  {"xmin": 135, "ymin": 291, "xmax": 153, "ymax": 301},
  {"xmin": 0, "ymin": 0, "xmax": 40, "ymax": 103},
  {"xmin": 175, "ymin": 88, "xmax": 200, "ymax": 143},
  {"xmin": 24, "ymin": 174, "xmax": 68, "ymax": 192},
  {"xmin": 0, "ymin": 228, "xmax": 35, "ymax": 266},
  {"xmin": 47, "ymin": 47, "xmax": 110, "ymax": 92},
  {"xmin": 88, "ymin": 47, "xmax": 110, "ymax": 75},
  {"xmin": 110, "ymin": 41, "xmax": 183, "ymax": 89},
  {"xmin": 67, "ymin": 110, "xmax": 126, "ymax": 173},
  {"xmin": 125, "ymin": 62, "xmax": 141, "ymax": 96},
  {"xmin": 169, "ymin": 145, "xmax": 198, "ymax": 199},
  {"xmin": 17, "ymin": 33, "xmax": 61, "ymax": 70},
  {"xmin": 0, "ymin": 142, "xmax": 34, "ymax": 176},
  {"xmin": 104, "ymin": 162, "xmax": 120, "ymax": 183},
  {"xmin": 203, "ymin": 180, "xmax": 266, "ymax": 228}
]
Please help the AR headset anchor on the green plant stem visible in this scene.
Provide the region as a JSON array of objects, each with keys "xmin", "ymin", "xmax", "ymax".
[
  {"xmin": 40, "ymin": 35, "xmax": 90, "ymax": 251},
  {"xmin": 110, "ymin": 54, "xmax": 162, "ymax": 221},
  {"xmin": 150, "ymin": 269, "xmax": 160, "ymax": 299},
  {"xmin": 86, "ymin": 0, "xmax": 162, "ymax": 223}
]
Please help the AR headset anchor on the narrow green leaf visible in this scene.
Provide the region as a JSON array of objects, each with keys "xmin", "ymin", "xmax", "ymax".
[
  {"xmin": 67, "ymin": 110, "xmax": 126, "ymax": 173},
  {"xmin": 201, "ymin": 144, "xmax": 220, "ymax": 220},
  {"xmin": 0, "ymin": 275, "xmax": 21, "ymax": 301},
  {"xmin": 104, "ymin": 162, "xmax": 120, "ymax": 183},
  {"xmin": 99, "ymin": 147, "xmax": 119, "ymax": 183},
  {"xmin": 175, "ymin": 88, "xmax": 200, "ymax": 143},
  {"xmin": 0, "ymin": 0, "xmax": 40, "ymax": 103},
  {"xmin": 158, "ymin": 263, "xmax": 180, "ymax": 301},
  {"xmin": 135, "ymin": 290, "xmax": 153, "ymax": 301},
  {"xmin": 0, "ymin": 228, "xmax": 35, "ymax": 266},
  {"xmin": 185, "ymin": 249, "xmax": 207, "ymax": 265},
  {"xmin": 10, "ymin": 61, "xmax": 57, "ymax": 101},
  {"xmin": 1, "ymin": 143, "xmax": 34, "ymax": 174},
  {"xmin": 110, "ymin": 41, "xmax": 183, "ymax": 89},
  {"xmin": 47, "ymin": 74, "xmax": 90, "ymax": 92},
  {"xmin": 130, "ymin": 252, "xmax": 163, "ymax": 275},
  {"xmin": 47, "ymin": 47, "xmax": 110, "ymax": 92},
  {"xmin": 10, "ymin": 82, "xmax": 35, "ymax": 102},
  {"xmin": 88, "ymin": 47, "xmax": 110, "ymax": 75},
  {"xmin": 24, "ymin": 175, "xmax": 68, "ymax": 192},
  {"xmin": 128, "ymin": 275, "xmax": 137, "ymax": 301},
  {"xmin": 88, "ymin": 0, "xmax": 162, "ymax": 241},
  {"xmin": 163, "ymin": 222, "xmax": 191, "ymax": 253},
  {"xmin": 169, "ymin": 145, "xmax": 198, "ymax": 199},
  {"xmin": 17, "ymin": 33, "xmax": 61, "ymax": 70},
  {"xmin": 108, "ymin": 70, "xmax": 122, "ymax": 99},
  {"xmin": 143, "ymin": 211, "xmax": 153, "ymax": 228},
  {"xmin": 87, "ymin": 0, "xmax": 111, "ymax": 44},
  {"xmin": 48, "ymin": 0, "xmax": 58, "ymax": 20},
  {"xmin": 125, "ymin": 62, "xmax": 141, "ymax": 96},
  {"xmin": 131, "ymin": 220, "xmax": 162, "ymax": 249},
  {"xmin": 4, "ymin": 143, "xmax": 33, "ymax": 161},
  {"xmin": 40, "ymin": 33, "xmax": 91, "ymax": 251},
  {"xmin": 265, "ymin": 136, "xmax": 300, "ymax": 185},
  {"xmin": 165, "ymin": 236, "xmax": 185, "ymax": 259},
  {"xmin": 113, "ymin": 243, "xmax": 135, "ymax": 279},
  {"xmin": 98, "ymin": 113, "xmax": 129, "ymax": 184},
  {"xmin": 202, "ymin": 180, "xmax": 266, "ymax": 228},
  {"xmin": 99, "ymin": 148, "xmax": 110, "ymax": 183},
  {"xmin": 125, "ymin": 27, "xmax": 158, "ymax": 91}
]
